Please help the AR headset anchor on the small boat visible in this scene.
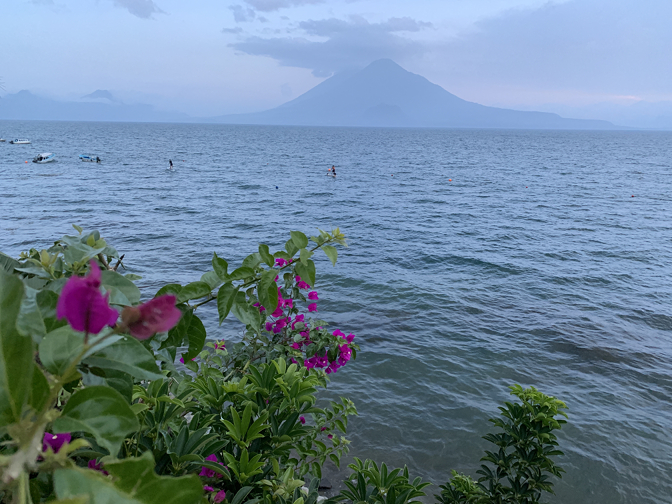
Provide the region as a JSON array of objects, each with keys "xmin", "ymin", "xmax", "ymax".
[
  {"xmin": 79, "ymin": 154, "xmax": 101, "ymax": 163},
  {"xmin": 10, "ymin": 139, "xmax": 31, "ymax": 144},
  {"xmin": 0, "ymin": 138, "xmax": 6, "ymax": 142},
  {"xmin": 32, "ymin": 153, "xmax": 56, "ymax": 164}
]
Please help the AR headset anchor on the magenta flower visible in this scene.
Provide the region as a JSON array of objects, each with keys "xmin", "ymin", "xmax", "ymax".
[
  {"xmin": 300, "ymin": 416, "xmax": 306, "ymax": 424},
  {"xmin": 204, "ymin": 486, "xmax": 214, "ymax": 492},
  {"xmin": 214, "ymin": 341, "xmax": 226, "ymax": 350},
  {"xmin": 275, "ymin": 258, "xmax": 289, "ymax": 267},
  {"xmin": 308, "ymin": 291, "xmax": 319, "ymax": 300},
  {"xmin": 56, "ymin": 261, "xmax": 118, "ymax": 334},
  {"xmin": 265, "ymin": 322, "xmax": 273, "ymax": 332},
  {"xmin": 88, "ymin": 459, "xmax": 109, "ymax": 475},
  {"xmin": 297, "ymin": 281, "xmax": 311, "ymax": 290},
  {"xmin": 282, "ymin": 298, "xmax": 294, "ymax": 309},
  {"xmin": 214, "ymin": 490, "xmax": 227, "ymax": 503},
  {"xmin": 179, "ymin": 355, "xmax": 195, "ymax": 364},
  {"xmin": 328, "ymin": 434, "xmax": 333, "ymax": 439},
  {"xmin": 199, "ymin": 454, "xmax": 224, "ymax": 478},
  {"xmin": 346, "ymin": 333, "xmax": 355, "ymax": 343},
  {"xmin": 339, "ymin": 345, "xmax": 352, "ymax": 362},
  {"xmin": 333, "ymin": 329, "xmax": 345, "ymax": 338},
  {"xmin": 271, "ymin": 305, "xmax": 284, "ymax": 318},
  {"xmin": 42, "ymin": 432, "xmax": 71, "ymax": 453},
  {"xmin": 308, "ymin": 303, "xmax": 317, "ymax": 312},
  {"xmin": 291, "ymin": 342, "xmax": 301, "ymax": 349},
  {"xmin": 291, "ymin": 314, "xmax": 305, "ymax": 329},
  {"xmin": 120, "ymin": 295, "xmax": 181, "ymax": 340}
]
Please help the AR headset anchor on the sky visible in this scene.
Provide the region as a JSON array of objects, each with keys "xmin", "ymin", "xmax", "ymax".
[{"xmin": 1, "ymin": 0, "xmax": 671, "ymax": 116}]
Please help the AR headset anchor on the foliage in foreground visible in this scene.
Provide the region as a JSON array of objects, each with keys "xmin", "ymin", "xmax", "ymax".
[{"xmin": 0, "ymin": 227, "xmax": 568, "ymax": 504}]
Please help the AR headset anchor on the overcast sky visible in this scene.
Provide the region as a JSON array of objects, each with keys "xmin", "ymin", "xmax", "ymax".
[{"xmin": 2, "ymin": 0, "xmax": 670, "ymax": 116}]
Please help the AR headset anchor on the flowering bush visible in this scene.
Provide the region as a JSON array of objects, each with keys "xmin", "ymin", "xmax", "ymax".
[{"xmin": 0, "ymin": 226, "xmax": 568, "ymax": 504}]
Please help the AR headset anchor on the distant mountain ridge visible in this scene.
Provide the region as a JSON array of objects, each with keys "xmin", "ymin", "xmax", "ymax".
[
  {"xmin": 212, "ymin": 59, "xmax": 618, "ymax": 130},
  {"xmin": 0, "ymin": 90, "xmax": 189, "ymax": 123}
]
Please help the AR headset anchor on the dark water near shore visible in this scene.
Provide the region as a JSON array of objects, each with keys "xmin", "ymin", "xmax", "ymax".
[{"xmin": 2, "ymin": 121, "xmax": 672, "ymax": 503}]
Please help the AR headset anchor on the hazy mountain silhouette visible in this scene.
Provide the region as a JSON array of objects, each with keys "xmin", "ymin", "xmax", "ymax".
[
  {"xmin": 0, "ymin": 90, "xmax": 189, "ymax": 122},
  {"xmin": 213, "ymin": 59, "xmax": 617, "ymax": 129}
]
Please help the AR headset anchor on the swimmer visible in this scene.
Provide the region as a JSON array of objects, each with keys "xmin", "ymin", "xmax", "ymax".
[{"xmin": 169, "ymin": 159, "xmax": 173, "ymax": 170}]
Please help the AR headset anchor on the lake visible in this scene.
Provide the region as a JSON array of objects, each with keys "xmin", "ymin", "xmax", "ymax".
[{"xmin": 1, "ymin": 121, "xmax": 671, "ymax": 503}]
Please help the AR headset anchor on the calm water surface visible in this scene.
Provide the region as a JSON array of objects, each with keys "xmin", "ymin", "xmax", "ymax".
[{"xmin": 1, "ymin": 121, "xmax": 671, "ymax": 504}]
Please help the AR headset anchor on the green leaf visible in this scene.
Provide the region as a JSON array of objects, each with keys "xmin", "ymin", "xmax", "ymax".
[
  {"xmin": 176, "ymin": 282, "xmax": 211, "ymax": 304},
  {"xmin": 285, "ymin": 239, "xmax": 299, "ymax": 257},
  {"xmin": 231, "ymin": 292, "xmax": 262, "ymax": 329},
  {"xmin": 182, "ymin": 314, "xmax": 206, "ymax": 361},
  {"xmin": 39, "ymin": 326, "xmax": 85, "ymax": 381},
  {"xmin": 213, "ymin": 253, "xmax": 229, "ymax": 281},
  {"xmin": 37, "ymin": 289, "xmax": 66, "ymax": 333},
  {"xmin": 229, "ymin": 267, "xmax": 255, "ymax": 281},
  {"xmin": 200, "ymin": 271, "xmax": 223, "ymax": 290},
  {"xmin": 322, "ymin": 245, "xmax": 338, "ymax": 267},
  {"xmin": 259, "ymin": 244, "xmax": 274, "ymax": 267},
  {"xmin": 63, "ymin": 242, "xmax": 106, "ymax": 266},
  {"xmin": 17, "ymin": 285, "xmax": 47, "ymax": 341},
  {"xmin": 83, "ymin": 336, "xmax": 163, "ymax": 380},
  {"xmin": 54, "ymin": 454, "xmax": 202, "ymax": 504},
  {"xmin": 0, "ymin": 271, "xmax": 35, "ymax": 425},
  {"xmin": 299, "ymin": 248, "xmax": 313, "ymax": 265},
  {"xmin": 217, "ymin": 283, "xmax": 237, "ymax": 324},
  {"xmin": 101, "ymin": 270, "xmax": 141, "ymax": 306},
  {"xmin": 0, "ymin": 251, "xmax": 20, "ymax": 274},
  {"xmin": 53, "ymin": 386, "xmax": 139, "ymax": 455},
  {"xmin": 291, "ymin": 231, "xmax": 309, "ymax": 249},
  {"xmin": 72, "ymin": 224, "xmax": 83, "ymax": 234},
  {"xmin": 155, "ymin": 284, "xmax": 182, "ymax": 298},
  {"xmin": 258, "ymin": 269, "xmax": 279, "ymax": 313},
  {"xmin": 231, "ymin": 487, "xmax": 254, "ymax": 504},
  {"xmin": 124, "ymin": 274, "xmax": 143, "ymax": 281},
  {"xmin": 29, "ymin": 364, "xmax": 50, "ymax": 411}
]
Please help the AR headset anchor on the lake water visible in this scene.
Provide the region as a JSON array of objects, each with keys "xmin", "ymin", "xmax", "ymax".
[{"xmin": 1, "ymin": 121, "xmax": 671, "ymax": 503}]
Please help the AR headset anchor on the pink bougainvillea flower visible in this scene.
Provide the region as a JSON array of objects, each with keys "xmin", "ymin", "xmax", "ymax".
[
  {"xmin": 275, "ymin": 258, "xmax": 288, "ymax": 267},
  {"xmin": 339, "ymin": 345, "xmax": 352, "ymax": 362},
  {"xmin": 214, "ymin": 490, "xmax": 227, "ymax": 503},
  {"xmin": 333, "ymin": 329, "xmax": 345, "ymax": 338},
  {"xmin": 300, "ymin": 416, "xmax": 306, "ymax": 424},
  {"xmin": 291, "ymin": 342, "xmax": 301, "ymax": 349},
  {"xmin": 199, "ymin": 454, "xmax": 224, "ymax": 478},
  {"xmin": 120, "ymin": 295, "xmax": 181, "ymax": 340},
  {"xmin": 265, "ymin": 322, "xmax": 273, "ymax": 332},
  {"xmin": 308, "ymin": 303, "xmax": 317, "ymax": 312},
  {"xmin": 56, "ymin": 261, "xmax": 118, "ymax": 334},
  {"xmin": 321, "ymin": 427, "xmax": 327, "ymax": 431},
  {"xmin": 282, "ymin": 298, "xmax": 294, "ymax": 309},
  {"xmin": 179, "ymin": 355, "xmax": 196, "ymax": 364},
  {"xmin": 346, "ymin": 333, "xmax": 355, "ymax": 343},
  {"xmin": 214, "ymin": 341, "xmax": 226, "ymax": 350},
  {"xmin": 328, "ymin": 434, "xmax": 333, "ymax": 439},
  {"xmin": 297, "ymin": 281, "xmax": 311, "ymax": 290},
  {"xmin": 88, "ymin": 459, "xmax": 109, "ymax": 475},
  {"xmin": 42, "ymin": 432, "xmax": 71, "ymax": 453},
  {"xmin": 308, "ymin": 291, "xmax": 319, "ymax": 300},
  {"xmin": 203, "ymin": 486, "xmax": 214, "ymax": 492},
  {"xmin": 271, "ymin": 305, "xmax": 284, "ymax": 318}
]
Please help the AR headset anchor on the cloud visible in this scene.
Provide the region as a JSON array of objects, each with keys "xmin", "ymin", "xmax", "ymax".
[
  {"xmin": 222, "ymin": 27, "xmax": 244, "ymax": 34},
  {"xmin": 229, "ymin": 16, "xmax": 432, "ymax": 76},
  {"xmin": 243, "ymin": 0, "xmax": 324, "ymax": 12},
  {"xmin": 113, "ymin": 0, "xmax": 163, "ymax": 19},
  {"xmin": 437, "ymin": 0, "xmax": 672, "ymax": 98},
  {"xmin": 229, "ymin": 4, "xmax": 256, "ymax": 22}
]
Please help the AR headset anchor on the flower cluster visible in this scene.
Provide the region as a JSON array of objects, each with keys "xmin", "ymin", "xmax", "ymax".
[
  {"xmin": 200, "ymin": 454, "xmax": 227, "ymax": 503},
  {"xmin": 56, "ymin": 260, "xmax": 181, "ymax": 340}
]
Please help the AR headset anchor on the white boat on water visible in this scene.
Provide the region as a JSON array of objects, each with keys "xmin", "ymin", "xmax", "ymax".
[
  {"xmin": 10, "ymin": 139, "xmax": 31, "ymax": 144},
  {"xmin": 32, "ymin": 153, "xmax": 56, "ymax": 164},
  {"xmin": 0, "ymin": 138, "xmax": 6, "ymax": 142},
  {"xmin": 79, "ymin": 154, "xmax": 101, "ymax": 163}
]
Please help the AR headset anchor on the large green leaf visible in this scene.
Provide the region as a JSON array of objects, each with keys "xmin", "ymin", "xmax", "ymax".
[
  {"xmin": 182, "ymin": 314, "xmax": 206, "ymax": 361},
  {"xmin": 258, "ymin": 244, "xmax": 274, "ymax": 267},
  {"xmin": 212, "ymin": 252, "xmax": 229, "ymax": 281},
  {"xmin": 322, "ymin": 245, "xmax": 338, "ymax": 266},
  {"xmin": 106, "ymin": 452, "xmax": 203, "ymax": 504},
  {"xmin": 229, "ymin": 267, "xmax": 255, "ymax": 281},
  {"xmin": 63, "ymin": 242, "xmax": 106, "ymax": 266},
  {"xmin": 54, "ymin": 452, "xmax": 202, "ymax": 504},
  {"xmin": 37, "ymin": 289, "xmax": 66, "ymax": 333},
  {"xmin": 231, "ymin": 292, "xmax": 262, "ymax": 329},
  {"xmin": 258, "ymin": 269, "xmax": 279, "ymax": 313},
  {"xmin": 217, "ymin": 283, "xmax": 237, "ymax": 325},
  {"xmin": 0, "ymin": 251, "xmax": 20, "ymax": 274},
  {"xmin": 83, "ymin": 336, "xmax": 163, "ymax": 380},
  {"xmin": 101, "ymin": 270, "xmax": 141, "ymax": 306},
  {"xmin": 53, "ymin": 386, "xmax": 139, "ymax": 455},
  {"xmin": 0, "ymin": 271, "xmax": 35, "ymax": 425},
  {"xmin": 155, "ymin": 284, "xmax": 182, "ymax": 298},
  {"xmin": 200, "ymin": 271, "xmax": 222, "ymax": 290},
  {"xmin": 17, "ymin": 285, "xmax": 47, "ymax": 341},
  {"xmin": 177, "ymin": 282, "xmax": 211, "ymax": 304},
  {"xmin": 29, "ymin": 364, "xmax": 50, "ymax": 412},
  {"xmin": 291, "ymin": 231, "xmax": 309, "ymax": 249},
  {"xmin": 39, "ymin": 326, "xmax": 85, "ymax": 382}
]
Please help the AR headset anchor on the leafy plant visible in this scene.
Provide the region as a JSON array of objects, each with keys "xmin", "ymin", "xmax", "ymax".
[{"xmin": 437, "ymin": 385, "xmax": 568, "ymax": 504}]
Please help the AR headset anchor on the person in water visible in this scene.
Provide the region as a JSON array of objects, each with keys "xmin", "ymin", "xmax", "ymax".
[
  {"xmin": 331, "ymin": 165, "xmax": 336, "ymax": 177},
  {"xmin": 96, "ymin": 156, "xmax": 100, "ymax": 163},
  {"xmin": 169, "ymin": 159, "xmax": 173, "ymax": 170}
]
